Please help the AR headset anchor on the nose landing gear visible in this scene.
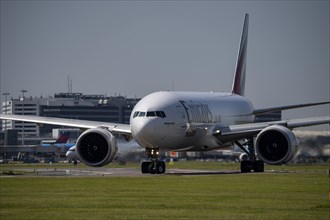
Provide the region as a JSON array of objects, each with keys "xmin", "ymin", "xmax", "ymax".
[
  {"xmin": 141, "ymin": 161, "xmax": 166, "ymax": 174},
  {"xmin": 141, "ymin": 148, "xmax": 166, "ymax": 174}
]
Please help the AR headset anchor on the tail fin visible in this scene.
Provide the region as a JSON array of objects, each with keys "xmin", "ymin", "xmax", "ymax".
[
  {"xmin": 231, "ymin": 13, "xmax": 249, "ymax": 96},
  {"xmin": 55, "ymin": 132, "xmax": 70, "ymax": 144}
]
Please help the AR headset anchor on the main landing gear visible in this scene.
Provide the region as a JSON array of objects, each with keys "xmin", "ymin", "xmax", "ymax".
[
  {"xmin": 235, "ymin": 138, "xmax": 264, "ymax": 173},
  {"xmin": 141, "ymin": 148, "xmax": 166, "ymax": 174}
]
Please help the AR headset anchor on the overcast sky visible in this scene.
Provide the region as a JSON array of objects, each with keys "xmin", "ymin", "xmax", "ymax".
[{"xmin": 0, "ymin": 1, "xmax": 329, "ymax": 130}]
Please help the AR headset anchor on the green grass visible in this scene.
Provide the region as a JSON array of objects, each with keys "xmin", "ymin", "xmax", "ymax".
[{"xmin": 0, "ymin": 163, "xmax": 329, "ymax": 220}]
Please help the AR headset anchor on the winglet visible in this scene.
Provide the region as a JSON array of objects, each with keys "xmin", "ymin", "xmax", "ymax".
[{"xmin": 231, "ymin": 13, "xmax": 249, "ymax": 96}]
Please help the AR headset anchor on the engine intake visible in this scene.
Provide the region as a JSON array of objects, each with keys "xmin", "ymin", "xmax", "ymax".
[
  {"xmin": 76, "ymin": 128, "xmax": 118, "ymax": 167},
  {"xmin": 256, "ymin": 125, "xmax": 297, "ymax": 165}
]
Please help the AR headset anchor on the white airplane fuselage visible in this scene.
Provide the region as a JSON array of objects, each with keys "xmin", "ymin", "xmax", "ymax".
[{"xmin": 130, "ymin": 91, "xmax": 254, "ymax": 151}]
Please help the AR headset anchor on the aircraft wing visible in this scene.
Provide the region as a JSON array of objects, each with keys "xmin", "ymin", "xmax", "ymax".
[
  {"xmin": 215, "ymin": 116, "xmax": 330, "ymax": 141},
  {"xmin": 0, "ymin": 114, "xmax": 131, "ymax": 134},
  {"xmin": 253, "ymin": 101, "xmax": 330, "ymax": 115}
]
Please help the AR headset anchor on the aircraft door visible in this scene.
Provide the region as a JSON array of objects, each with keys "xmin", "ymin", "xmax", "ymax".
[{"xmin": 176, "ymin": 106, "xmax": 187, "ymax": 122}]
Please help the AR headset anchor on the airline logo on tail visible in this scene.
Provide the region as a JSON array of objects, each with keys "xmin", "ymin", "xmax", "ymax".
[
  {"xmin": 232, "ymin": 14, "xmax": 249, "ymax": 96},
  {"xmin": 54, "ymin": 132, "xmax": 70, "ymax": 144}
]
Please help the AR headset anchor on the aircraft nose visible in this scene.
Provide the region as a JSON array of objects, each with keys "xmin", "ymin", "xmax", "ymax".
[
  {"xmin": 131, "ymin": 119, "xmax": 156, "ymax": 148},
  {"xmin": 66, "ymin": 150, "xmax": 72, "ymax": 158}
]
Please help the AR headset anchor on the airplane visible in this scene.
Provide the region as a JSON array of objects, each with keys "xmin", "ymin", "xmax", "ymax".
[
  {"xmin": 41, "ymin": 131, "xmax": 75, "ymax": 148},
  {"xmin": 66, "ymin": 146, "xmax": 78, "ymax": 164},
  {"xmin": 1, "ymin": 14, "xmax": 329, "ymax": 174}
]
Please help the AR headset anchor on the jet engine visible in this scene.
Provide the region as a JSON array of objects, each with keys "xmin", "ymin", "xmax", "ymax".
[
  {"xmin": 256, "ymin": 125, "xmax": 297, "ymax": 165},
  {"xmin": 76, "ymin": 128, "xmax": 118, "ymax": 167}
]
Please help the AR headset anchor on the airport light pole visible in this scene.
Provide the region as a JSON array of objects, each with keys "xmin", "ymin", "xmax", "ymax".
[
  {"xmin": 21, "ymin": 90, "xmax": 27, "ymax": 147},
  {"xmin": 2, "ymin": 92, "xmax": 10, "ymax": 148}
]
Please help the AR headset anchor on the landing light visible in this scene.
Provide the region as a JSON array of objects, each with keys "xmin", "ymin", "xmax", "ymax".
[{"xmin": 150, "ymin": 149, "xmax": 159, "ymax": 155}]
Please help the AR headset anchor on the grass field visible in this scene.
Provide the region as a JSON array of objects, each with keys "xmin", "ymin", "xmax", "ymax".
[{"xmin": 1, "ymin": 162, "xmax": 329, "ymax": 220}]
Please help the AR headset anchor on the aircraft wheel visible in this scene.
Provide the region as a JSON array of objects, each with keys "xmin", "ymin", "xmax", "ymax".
[
  {"xmin": 156, "ymin": 161, "xmax": 166, "ymax": 174},
  {"xmin": 141, "ymin": 161, "xmax": 152, "ymax": 174},
  {"xmin": 241, "ymin": 161, "xmax": 252, "ymax": 173},
  {"xmin": 141, "ymin": 161, "xmax": 166, "ymax": 174}
]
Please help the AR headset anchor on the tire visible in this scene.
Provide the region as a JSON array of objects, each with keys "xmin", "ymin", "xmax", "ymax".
[
  {"xmin": 241, "ymin": 161, "xmax": 252, "ymax": 173},
  {"xmin": 141, "ymin": 161, "xmax": 152, "ymax": 174},
  {"xmin": 156, "ymin": 161, "xmax": 166, "ymax": 174}
]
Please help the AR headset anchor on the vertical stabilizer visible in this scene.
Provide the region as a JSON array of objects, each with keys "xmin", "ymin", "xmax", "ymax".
[
  {"xmin": 55, "ymin": 132, "xmax": 70, "ymax": 144},
  {"xmin": 231, "ymin": 13, "xmax": 249, "ymax": 96}
]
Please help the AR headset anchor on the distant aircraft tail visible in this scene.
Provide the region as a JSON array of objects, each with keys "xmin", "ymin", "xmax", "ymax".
[
  {"xmin": 231, "ymin": 13, "xmax": 249, "ymax": 96},
  {"xmin": 55, "ymin": 132, "xmax": 70, "ymax": 144}
]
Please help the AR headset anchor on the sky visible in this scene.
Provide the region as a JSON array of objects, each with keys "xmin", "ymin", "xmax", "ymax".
[{"xmin": 0, "ymin": 0, "xmax": 329, "ymax": 130}]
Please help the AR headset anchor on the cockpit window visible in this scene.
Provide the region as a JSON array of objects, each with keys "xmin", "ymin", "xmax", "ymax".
[
  {"xmin": 156, "ymin": 111, "xmax": 166, "ymax": 118},
  {"xmin": 134, "ymin": 110, "xmax": 166, "ymax": 118},
  {"xmin": 146, "ymin": 111, "xmax": 156, "ymax": 117},
  {"xmin": 138, "ymin": 112, "xmax": 146, "ymax": 117},
  {"xmin": 133, "ymin": 111, "xmax": 140, "ymax": 118}
]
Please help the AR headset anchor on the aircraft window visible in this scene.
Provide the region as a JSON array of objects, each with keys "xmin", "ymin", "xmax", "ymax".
[
  {"xmin": 133, "ymin": 111, "xmax": 140, "ymax": 118},
  {"xmin": 147, "ymin": 112, "xmax": 156, "ymax": 117},
  {"xmin": 156, "ymin": 111, "xmax": 166, "ymax": 118},
  {"xmin": 137, "ymin": 111, "xmax": 165, "ymax": 118}
]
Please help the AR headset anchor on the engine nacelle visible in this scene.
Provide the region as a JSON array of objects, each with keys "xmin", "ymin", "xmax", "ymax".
[
  {"xmin": 256, "ymin": 125, "xmax": 297, "ymax": 165},
  {"xmin": 76, "ymin": 128, "xmax": 118, "ymax": 167},
  {"xmin": 239, "ymin": 153, "xmax": 249, "ymax": 162}
]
